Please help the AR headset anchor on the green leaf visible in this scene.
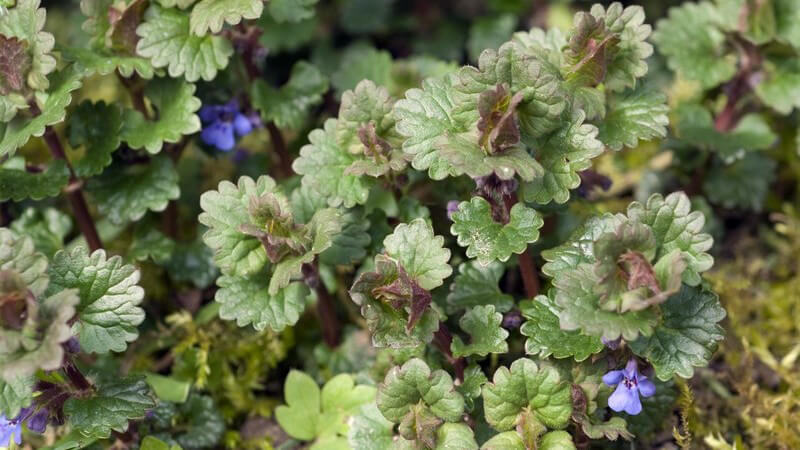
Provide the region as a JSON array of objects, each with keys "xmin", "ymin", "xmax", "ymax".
[
  {"xmin": 277, "ymin": 371, "xmax": 375, "ymax": 442},
  {"xmin": 129, "ymin": 225, "xmax": 175, "ymax": 264},
  {"xmin": 457, "ymin": 365, "xmax": 487, "ymax": 412},
  {"xmin": 141, "ymin": 436, "xmax": 181, "ymax": 450},
  {"xmin": 0, "ymin": 158, "xmax": 69, "ymax": 202},
  {"xmin": 0, "ymin": 375, "xmax": 33, "ymax": 418},
  {"xmin": 394, "ymin": 75, "xmax": 475, "ymax": 180},
  {"xmin": 626, "ymin": 191, "xmax": 714, "ymax": 286},
  {"xmin": 164, "ymin": 240, "xmax": 218, "ymax": 289},
  {"xmin": 319, "ymin": 210, "xmax": 371, "ymax": 266},
  {"xmin": 251, "ymin": 61, "xmax": 328, "ymax": 130},
  {"xmin": 349, "ymin": 254, "xmax": 440, "ymax": 348},
  {"xmin": 433, "ymin": 423, "xmax": 479, "ymax": 449},
  {"xmin": 539, "ymin": 430, "xmax": 576, "ymax": 450},
  {"xmin": 0, "ymin": 0, "xmax": 56, "ymax": 92},
  {"xmin": 383, "ymin": 219, "xmax": 452, "ymax": 290},
  {"xmin": 446, "ymin": 260, "xmax": 514, "ymax": 314},
  {"xmin": 269, "ymin": 0, "xmax": 318, "ymax": 23},
  {"xmin": 481, "ymin": 431, "xmax": 525, "ymax": 450},
  {"xmin": 652, "ymin": 2, "xmax": 736, "ymax": 89},
  {"xmin": 703, "ymin": 152, "xmax": 777, "ymax": 211},
  {"xmin": 0, "ymin": 227, "xmax": 49, "ymax": 296},
  {"xmin": 0, "ymin": 287, "xmax": 78, "ymax": 381},
  {"xmin": 482, "ymin": 358, "xmax": 572, "ymax": 432},
  {"xmin": 67, "ymin": 100, "xmax": 122, "ymax": 177},
  {"xmin": 436, "ymin": 132, "xmax": 544, "ymax": 182},
  {"xmin": 451, "ymin": 305, "xmax": 509, "ymax": 358},
  {"xmin": 377, "ymin": 358, "xmax": 465, "ymax": 423},
  {"xmin": 120, "ymin": 77, "xmax": 201, "ymax": 154},
  {"xmin": 294, "ymin": 119, "xmax": 374, "ymax": 208},
  {"xmin": 47, "ymin": 246, "xmax": 145, "ymax": 353},
  {"xmin": 64, "ymin": 376, "xmax": 156, "ymax": 439},
  {"xmin": 756, "ymin": 57, "xmax": 800, "ymax": 114},
  {"xmin": 145, "ymin": 373, "xmax": 190, "ymax": 404},
  {"xmin": 520, "ymin": 110, "xmax": 604, "ymax": 204},
  {"xmin": 775, "ymin": 0, "xmax": 800, "ymax": 48},
  {"xmin": 60, "ymin": 47, "xmax": 155, "ymax": 79},
  {"xmin": 597, "ymin": 89, "xmax": 668, "ymax": 151},
  {"xmin": 9, "ymin": 207, "xmax": 71, "ymax": 258},
  {"xmin": 630, "ymin": 284, "xmax": 726, "ymax": 381},
  {"xmin": 348, "ymin": 402, "xmax": 395, "ymax": 450},
  {"xmin": 674, "ymin": 104, "xmax": 777, "ymax": 159},
  {"xmin": 520, "ymin": 296, "xmax": 604, "ymax": 362},
  {"xmin": 0, "ymin": 64, "xmax": 83, "ymax": 158},
  {"xmin": 330, "ymin": 44, "xmax": 392, "ymax": 96},
  {"xmin": 136, "ymin": 4, "xmax": 233, "ymax": 82},
  {"xmin": 199, "ymin": 175, "xmax": 277, "ymax": 276},
  {"xmin": 450, "ymin": 197, "xmax": 543, "ymax": 265},
  {"xmin": 215, "ymin": 274, "xmax": 308, "ymax": 332},
  {"xmin": 189, "ymin": 0, "xmax": 263, "ymax": 35},
  {"xmin": 269, "ymin": 207, "xmax": 341, "ymax": 294},
  {"xmin": 583, "ymin": 3, "xmax": 653, "ymax": 92},
  {"xmin": 87, "ymin": 155, "xmax": 180, "ymax": 225}
]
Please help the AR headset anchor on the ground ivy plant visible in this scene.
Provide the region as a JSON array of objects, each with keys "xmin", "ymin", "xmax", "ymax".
[{"xmin": 0, "ymin": 1, "xmax": 732, "ymax": 449}]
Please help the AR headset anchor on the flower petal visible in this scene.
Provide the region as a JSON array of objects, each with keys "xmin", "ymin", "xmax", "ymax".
[
  {"xmin": 638, "ymin": 377, "xmax": 656, "ymax": 397},
  {"xmin": 233, "ymin": 113, "xmax": 253, "ymax": 136},
  {"xmin": 624, "ymin": 391, "xmax": 643, "ymax": 415},
  {"xmin": 202, "ymin": 121, "xmax": 236, "ymax": 151},
  {"xmin": 607, "ymin": 383, "xmax": 634, "ymax": 412},
  {"xmin": 602, "ymin": 370, "xmax": 624, "ymax": 386},
  {"xmin": 199, "ymin": 105, "xmax": 222, "ymax": 123}
]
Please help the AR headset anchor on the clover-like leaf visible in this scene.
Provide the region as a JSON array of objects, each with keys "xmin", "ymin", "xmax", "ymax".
[
  {"xmin": 0, "ymin": 158, "xmax": 69, "ymax": 202},
  {"xmin": 520, "ymin": 109, "xmax": 604, "ymax": 204},
  {"xmin": 596, "ymin": 89, "xmax": 668, "ymax": 151},
  {"xmin": 383, "ymin": 218, "xmax": 452, "ymax": 290},
  {"xmin": 189, "ymin": 0, "xmax": 263, "ymax": 35},
  {"xmin": 120, "ymin": 77, "xmax": 201, "ymax": 154},
  {"xmin": 0, "ymin": 228, "xmax": 49, "ymax": 297},
  {"xmin": 199, "ymin": 175, "xmax": 278, "ymax": 276},
  {"xmin": 276, "ymin": 370, "xmax": 376, "ymax": 444},
  {"xmin": 377, "ymin": 358, "xmax": 465, "ymax": 423},
  {"xmin": 294, "ymin": 119, "xmax": 374, "ymax": 208},
  {"xmin": 652, "ymin": 2, "xmax": 735, "ymax": 89},
  {"xmin": 394, "ymin": 75, "xmax": 476, "ymax": 180},
  {"xmin": 136, "ymin": 4, "xmax": 233, "ymax": 82},
  {"xmin": 0, "ymin": 375, "xmax": 33, "ymax": 418},
  {"xmin": 216, "ymin": 274, "xmax": 308, "ymax": 332},
  {"xmin": 451, "ymin": 196, "xmax": 543, "ymax": 265},
  {"xmin": 446, "ymin": 260, "xmax": 514, "ymax": 314},
  {"xmin": 630, "ymin": 284, "xmax": 725, "ymax": 381},
  {"xmin": 482, "ymin": 358, "xmax": 572, "ymax": 432},
  {"xmin": 0, "ymin": 64, "xmax": 83, "ymax": 158},
  {"xmin": 703, "ymin": 152, "xmax": 777, "ymax": 211},
  {"xmin": 64, "ymin": 376, "xmax": 156, "ymax": 439},
  {"xmin": 67, "ymin": 100, "xmax": 123, "ymax": 177},
  {"xmin": 674, "ymin": 104, "xmax": 776, "ymax": 159},
  {"xmin": 626, "ymin": 191, "xmax": 714, "ymax": 286},
  {"xmin": 87, "ymin": 155, "xmax": 180, "ymax": 225},
  {"xmin": 520, "ymin": 296, "xmax": 604, "ymax": 362},
  {"xmin": 251, "ymin": 61, "xmax": 328, "ymax": 130},
  {"xmin": 0, "ymin": 0, "xmax": 56, "ymax": 92},
  {"xmin": 47, "ymin": 246, "xmax": 145, "ymax": 354},
  {"xmin": 451, "ymin": 305, "xmax": 509, "ymax": 358}
]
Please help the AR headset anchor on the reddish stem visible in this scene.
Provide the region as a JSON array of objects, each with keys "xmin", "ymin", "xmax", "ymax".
[
  {"xmin": 433, "ymin": 324, "xmax": 465, "ymax": 381},
  {"xmin": 505, "ymin": 192, "xmax": 540, "ymax": 298},
  {"xmin": 266, "ymin": 121, "xmax": 294, "ymax": 179},
  {"xmin": 37, "ymin": 118, "xmax": 103, "ymax": 251},
  {"xmin": 304, "ymin": 263, "xmax": 341, "ymax": 348}
]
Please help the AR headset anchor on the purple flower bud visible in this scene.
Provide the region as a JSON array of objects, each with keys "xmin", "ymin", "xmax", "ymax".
[
  {"xmin": 64, "ymin": 336, "xmax": 81, "ymax": 354},
  {"xmin": 233, "ymin": 113, "xmax": 254, "ymax": 136},
  {"xmin": 446, "ymin": 201, "xmax": 460, "ymax": 220},
  {"xmin": 0, "ymin": 414, "xmax": 22, "ymax": 447},
  {"xmin": 26, "ymin": 409, "xmax": 48, "ymax": 434},
  {"xmin": 603, "ymin": 359, "xmax": 656, "ymax": 415}
]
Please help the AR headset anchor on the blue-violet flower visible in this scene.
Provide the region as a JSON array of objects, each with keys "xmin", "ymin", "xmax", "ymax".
[
  {"xmin": 199, "ymin": 100, "xmax": 259, "ymax": 151},
  {"xmin": 0, "ymin": 414, "xmax": 22, "ymax": 448},
  {"xmin": 602, "ymin": 359, "xmax": 655, "ymax": 415}
]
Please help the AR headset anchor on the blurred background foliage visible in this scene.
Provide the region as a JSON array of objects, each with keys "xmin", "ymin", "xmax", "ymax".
[{"xmin": 12, "ymin": 0, "xmax": 799, "ymax": 448}]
